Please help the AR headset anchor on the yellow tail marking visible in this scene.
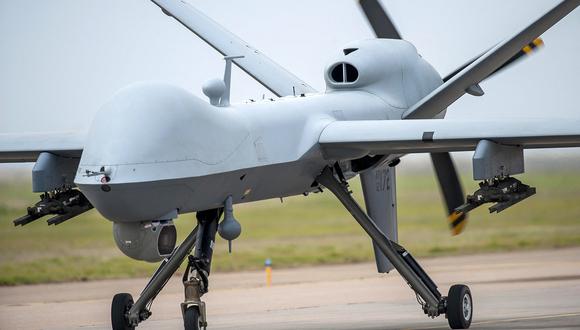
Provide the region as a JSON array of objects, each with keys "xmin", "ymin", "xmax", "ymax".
[{"xmin": 523, "ymin": 38, "xmax": 544, "ymax": 55}]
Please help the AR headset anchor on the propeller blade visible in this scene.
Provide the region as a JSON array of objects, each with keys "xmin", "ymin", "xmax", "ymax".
[
  {"xmin": 430, "ymin": 153, "xmax": 467, "ymax": 235},
  {"xmin": 359, "ymin": 0, "xmax": 402, "ymax": 39},
  {"xmin": 443, "ymin": 37, "xmax": 544, "ymax": 82}
]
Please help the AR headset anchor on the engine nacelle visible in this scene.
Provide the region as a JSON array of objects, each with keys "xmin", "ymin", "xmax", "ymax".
[
  {"xmin": 113, "ymin": 220, "xmax": 177, "ymax": 262},
  {"xmin": 324, "ymin": 39, "xmax": 442, "ymax": 112}
]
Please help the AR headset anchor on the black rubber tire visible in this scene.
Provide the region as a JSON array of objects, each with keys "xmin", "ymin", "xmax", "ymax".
[
  {"xmin": 184, "ymin": 306, "xmax": 202, "ymax": 330},
  {"xmin": 111, "ymin": 293, "xmax": 135, "ymax": 330},
  {"xmin": 446, "ymin": 284, "xmax": 473, "ymax": 329}
]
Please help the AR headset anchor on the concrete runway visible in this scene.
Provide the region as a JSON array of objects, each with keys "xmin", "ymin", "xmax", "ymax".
[{"xmin": 1, "ymin": 248, "xmax": 579, "ymax": 330}]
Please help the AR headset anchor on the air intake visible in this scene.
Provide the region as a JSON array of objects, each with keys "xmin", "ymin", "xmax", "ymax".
[{"xmin": 329, "ymin": 63, "xmax": 359, "ymax": 84}]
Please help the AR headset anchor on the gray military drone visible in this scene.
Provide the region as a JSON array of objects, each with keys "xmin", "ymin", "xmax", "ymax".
[{"xmin": 1, "ymin": 0, "xmax": 579, "ymax": 329}]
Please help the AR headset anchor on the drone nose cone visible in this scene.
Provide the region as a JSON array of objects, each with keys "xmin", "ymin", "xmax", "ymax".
[
  {"xmin": 78, "ymin": 82, "xmax": 248, "ymax": 172},
  {"xmin": 74, "ymin": 82, "xmax": 250, "ymax": 222},
  {"xmin": 79, "ymin": 82, "xmax": 211, "ymax": 167}
]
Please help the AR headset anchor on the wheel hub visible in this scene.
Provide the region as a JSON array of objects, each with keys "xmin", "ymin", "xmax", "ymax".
[{"xmin": 462, "ymin": 294, "xmax": 472, "ymax": 321}]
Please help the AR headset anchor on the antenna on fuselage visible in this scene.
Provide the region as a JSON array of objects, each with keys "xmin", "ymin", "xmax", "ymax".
[
  {"xmin": 218, "ymin": 195, "xmax": 242, "ymax": 253},
  {"xmin": 202, "ymin": 55, "xmax": 244, "ymax": 107},
  {"xmin": 221, "ymin": 55, "xmax": 244, "ymax": 106}
]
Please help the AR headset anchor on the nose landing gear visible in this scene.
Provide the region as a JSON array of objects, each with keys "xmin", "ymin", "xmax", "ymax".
[
  {"xmin": 181, "ymin": 256, "xmax": 209, "ymax": 330},
  {"xmin": 110, "ymin": 209, "xmax": 222, "ymax": 330}
]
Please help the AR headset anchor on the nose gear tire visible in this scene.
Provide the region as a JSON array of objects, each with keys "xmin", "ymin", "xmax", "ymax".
[{"xmin": 184, "ymin": 306, "xmax": 202, "ymax": 330}]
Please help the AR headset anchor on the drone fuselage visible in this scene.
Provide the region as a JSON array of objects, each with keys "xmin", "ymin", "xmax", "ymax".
[
  {"xmin": 74, "ymin": 39, "xmax": 442, "ymax": 223},
  {"xmin": 75, "ymin": 84, "xmax": 389, "ymax": 222}
]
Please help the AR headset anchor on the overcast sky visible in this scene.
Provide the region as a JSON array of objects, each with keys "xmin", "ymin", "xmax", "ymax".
[{"xmin": 1, "ymin": 0, "xmax": 579, "ymax": 169}]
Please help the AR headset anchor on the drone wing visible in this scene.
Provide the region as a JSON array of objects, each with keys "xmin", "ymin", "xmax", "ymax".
[
  {"xmin": 319, "ymin": 119, "xmax": 580, "ymax": 160},
  {"xmin": 0, "ymin": 132, "xmax": 84, "ymax": 163},
  {"xmin": 403, "ymin": 0, "xmax": 579, "ymax": 120},
  {"xmin": 150, "ymin": 0, "xmax": 317, "ymax": 97}
]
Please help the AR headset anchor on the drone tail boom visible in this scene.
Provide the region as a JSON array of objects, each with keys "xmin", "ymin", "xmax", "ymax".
[{"xmin": 403, "ymin": 0, "xmax": 580, "ymax": 120}]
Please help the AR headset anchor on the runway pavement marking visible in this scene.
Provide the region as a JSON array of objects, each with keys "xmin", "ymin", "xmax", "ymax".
[
  {"xmin": 469, "ymin": 274, "xmax": 580, "ymax": 285},
  {"xmin": 411, "ymin": 312, "xmax": 580, "ymax": 329}
]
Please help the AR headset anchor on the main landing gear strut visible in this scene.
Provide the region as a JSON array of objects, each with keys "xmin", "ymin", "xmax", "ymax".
[
  {"xmin": 111, "ymin": 209, "xmax": 222, "ymax": 330},
  {"xmin": 316, "ymin": 167, "xmax": 473, "ymax": 329}
]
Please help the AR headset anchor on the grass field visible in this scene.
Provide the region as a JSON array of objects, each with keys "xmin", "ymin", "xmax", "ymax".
[{"xmin": 1, "ymin": 166, "xmax": 580, "ymax": 285}]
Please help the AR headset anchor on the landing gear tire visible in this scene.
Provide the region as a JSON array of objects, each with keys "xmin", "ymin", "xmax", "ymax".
[
  {"xmin": 111, "ymin": 293, "xmax": 135, "ymax": 330},
  {"xmin": 184, "ymin": 306, "xmax": 202, "ymax": 330},
  {"xmin": 446, "ymin": 284, "xmax": 473, "ymax": 329}
]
